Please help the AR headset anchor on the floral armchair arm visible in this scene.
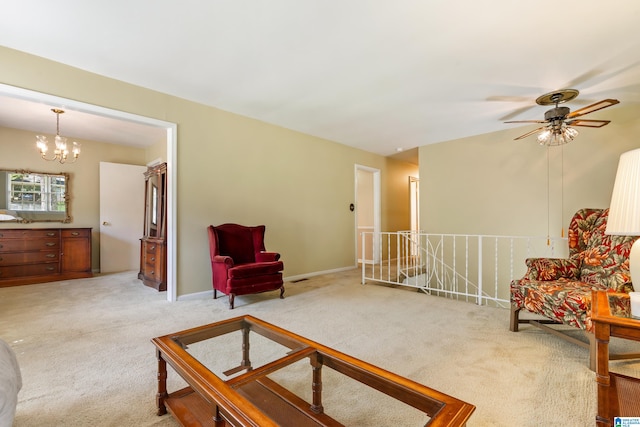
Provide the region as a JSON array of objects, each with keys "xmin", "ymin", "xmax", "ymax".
[{"xmin": 524, "ymin": 257, "xmax": 581, "ymax": 281}]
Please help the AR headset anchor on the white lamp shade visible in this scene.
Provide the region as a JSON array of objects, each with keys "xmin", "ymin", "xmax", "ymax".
[{"xmin": 606, "ymin": 148, "xmax": 640, "ymax": 236}]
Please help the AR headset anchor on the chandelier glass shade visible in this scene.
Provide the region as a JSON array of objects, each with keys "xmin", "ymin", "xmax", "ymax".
[
  {"xmin": 537, "ymin": 122, "xmax": 579, "ymax": 146},
  {"xmin": 36, "ymin": 109, "xmax": 81, "ymax": 164}
]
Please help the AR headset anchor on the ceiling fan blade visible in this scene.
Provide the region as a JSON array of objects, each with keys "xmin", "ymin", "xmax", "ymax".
[
  {"xmin": 514, "ymin": 126, "xmax": 546, "ymax": 140},
  {"xmin": 504, "ymin": 120, "xmax": 546, "ymax": 124},
  {"xmin": 566, "ymin": 119, "xmax": 611, "ymax": 128},
  {"xmin": 566, "ymin": 99, "xmax": 619, "ymax": 118}
]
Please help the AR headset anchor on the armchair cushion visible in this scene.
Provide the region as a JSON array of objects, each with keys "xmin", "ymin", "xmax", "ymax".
[
  {"xmin": 511, "ymin": 279, "xmax": 606, "ymax": 331},
  {"xmin": 228, "ymin": 261, "xmax": 284, "ymax": 279}
]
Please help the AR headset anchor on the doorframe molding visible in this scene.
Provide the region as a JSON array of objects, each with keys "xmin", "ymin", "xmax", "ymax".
[
  {"xmin": 354, "ymin": 164, "xmax": 381, "ymax": 266},
  {"xmin": 0, "ymin": 83, "xmax": 178, "ymax": 301}
]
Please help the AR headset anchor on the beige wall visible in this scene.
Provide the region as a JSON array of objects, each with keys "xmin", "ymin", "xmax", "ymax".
[
  {"xmin": 0, "ymin": 126, "xmax": 147, "ymax": 270},
  {"xmin": 0, "ymin": 46, "xmax": 417, "ymax": 296},
  {"xmin": 419, "ymin": 104, "xmax": 640, "ymax": 238},
  {"xmin": 384, "ymin": 158, "xmax": 418, "ymax": 232}
]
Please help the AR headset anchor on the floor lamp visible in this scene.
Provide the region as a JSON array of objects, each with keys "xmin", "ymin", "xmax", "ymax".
[{"xmin": 606, "ymin": 148, "xmax": 640, "ymax": 317}]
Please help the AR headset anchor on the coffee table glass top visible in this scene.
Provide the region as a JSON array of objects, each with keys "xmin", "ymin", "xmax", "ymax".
[{"xmin": 602, "ymin": 292, "xmax": 636, "ymax": 320}]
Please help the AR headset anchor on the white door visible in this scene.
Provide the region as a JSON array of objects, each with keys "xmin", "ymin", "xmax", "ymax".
[
  {"xmin": 99, "ymin": 162, "xmax": 146, "ymax": 273},
  {"xmin": 355, "ymin": 165, "xmax": 381, "ymax": 264}
]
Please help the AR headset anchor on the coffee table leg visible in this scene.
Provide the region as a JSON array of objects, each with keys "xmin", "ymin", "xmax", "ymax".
[
  {"xmin": 156, "ymin": 349, "xmax": 168, "ymax": 416},
  {"xmin": 213, "ymin": 405, "xmax": 223, "ymax": 424},
  {"xmin": 242, "ymin": 326, "xmax": 252, "ymax": 370},
  {"xmin": 310, "ymin": 354, "xmax": 324, "ymax": 414}
]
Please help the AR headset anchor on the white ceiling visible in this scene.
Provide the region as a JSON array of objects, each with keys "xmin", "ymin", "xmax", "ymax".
[
  {"xmin": 0, "ymin": 95, "xmax": 167, "ymax": 148},
  {"xmin": 1, "ymin": 1, "xmax": 640, "ymax": 158}
]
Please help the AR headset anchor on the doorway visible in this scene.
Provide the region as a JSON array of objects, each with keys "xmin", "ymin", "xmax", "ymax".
[
  {"xmin": 0, "ymin": 83, "xmax": 178, "ymax": 301},
  {"xmin": 355, "ymin": 165, "xmax": 381, "ymax": 265}
]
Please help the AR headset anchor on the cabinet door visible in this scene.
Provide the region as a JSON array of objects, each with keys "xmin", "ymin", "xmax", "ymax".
[{"xmin": 61, "ymin": 230, "xmax": 91, "ymax": 273}]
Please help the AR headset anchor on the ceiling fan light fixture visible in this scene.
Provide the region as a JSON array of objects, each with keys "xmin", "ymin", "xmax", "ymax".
[
  {"xmin": 537, "ymin": 124, "xmax": 578, "ymax": 146},
  {"xmin": 506, "ymin": 89, "xmax": 618, "ymax": 144},
  {"xmin": 537, "ymin": 128, "xmax": 552, "ymax": 144}
]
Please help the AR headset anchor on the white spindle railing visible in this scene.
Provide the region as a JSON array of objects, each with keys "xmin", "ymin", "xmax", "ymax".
[{"xmin": 361, "ymin": 231, "xmax": 568, "ymax": 308}]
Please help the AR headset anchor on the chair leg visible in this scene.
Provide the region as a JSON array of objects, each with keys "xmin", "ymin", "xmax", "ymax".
[
  {"xmin": 229, "ymin": 294, "xmax": 235, "ymax": 309},
  {"xmin": 586, "ymin": 331, "xmax": 596, "ymax": 372},
  {"xmin": 213, "ymin": 289, "xmax": 217, "ymax": 300},
  {"xmin": 279, "ymin": 285, "xmax": 285, "ymax": 299},
  {"xmin": 510, "ymin": 305, "xmax": 521, "ymax": 332}
]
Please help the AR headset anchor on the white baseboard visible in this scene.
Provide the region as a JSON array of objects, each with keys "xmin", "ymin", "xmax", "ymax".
[
  {"xmin": 176, "ymin": 266, "xmax": 357, "ymax": 301},
  {"xmin": 284, "ymin": 266, "xmax": 356, "ymax": 283},
  {"xmin": 177, "ymin": 289, "xmax": 214, "ymax": 301}
]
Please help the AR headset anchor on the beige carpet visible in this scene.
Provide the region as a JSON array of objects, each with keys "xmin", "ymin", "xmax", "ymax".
[{"xmin": 1, "ymin": 269, "xmax": 639, "ymax": 426}]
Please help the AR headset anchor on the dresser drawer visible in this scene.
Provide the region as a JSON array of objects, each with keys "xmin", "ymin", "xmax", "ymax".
[
  {"xmin": 0, "ymin": 229, "xmax": 59, "ymax": 239},
  {"xmin": 0, "ymin": 238, "xmax": 59, "ymax": 252},
  {"xmin": 0, "ymin": 251, "xmax": 59, "ymax": 266},
  {"xmin": 0, "ymin": 262, "xmax": 60, "ymax": 279},
  {"xmin": 142, "ymin": 261, "xmax": 158, "ymax": 278},
  {"xmin": 144, "ymin": 242, "xmax": 162, "ymax": 254},
  {"xmin": 61, "ymin": 229, "xmax": 90, "ymax": 238}
]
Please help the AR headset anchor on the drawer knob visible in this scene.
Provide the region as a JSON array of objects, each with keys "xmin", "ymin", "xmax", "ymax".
[
  {"xmin": 151, "ymin": 257, "xmax": 155, "ymax": 261},
  {"xmin": 45, "ymin": 242, "xmax": 56, "ymax": 247},
  {"xmin": 46, "ymin": 232, "xmax": 56, "ymax": 236},
  {"xmin": 46, "ymin": 253, "xmax": 56, "ymax": 258},
  {"xmin": 71, "ymin": 232, "xmax": 79, "ymax": 236},
  {"xmin": 150, "ymin": 246, "xmax": 156, "ymax": 250},
  {"xmin": 46, "ymin": 267, "xmax": 55, "ymax": 271}
]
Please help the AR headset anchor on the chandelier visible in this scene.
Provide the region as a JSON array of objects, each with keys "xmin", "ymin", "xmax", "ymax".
[
  {"xmin": 36, "ymin": 109, "xmax": 81, "ymax": 163},
  {"xmin": 536, "ymin": 122, "xmax": 579, "ymax": 146}
]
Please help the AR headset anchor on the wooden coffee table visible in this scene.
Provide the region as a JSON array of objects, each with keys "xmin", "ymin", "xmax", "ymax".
[{"xmin": 152, "ymin": 315, "xmax": 475, "ymax": 426}]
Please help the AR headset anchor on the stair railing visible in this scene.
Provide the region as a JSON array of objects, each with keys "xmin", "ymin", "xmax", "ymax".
[{"xmin": 361, "ymin": 231, "xmax": 567, "ymax": 308}]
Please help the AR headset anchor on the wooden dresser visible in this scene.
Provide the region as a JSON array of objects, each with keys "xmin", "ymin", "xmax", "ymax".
[
  {"xmin": 0, "ymin": 228, "xmax": 92, "ymax": 287},
  {"xmin": 138, "ymin": 163, "xmax": 167, "ymax": 291}
]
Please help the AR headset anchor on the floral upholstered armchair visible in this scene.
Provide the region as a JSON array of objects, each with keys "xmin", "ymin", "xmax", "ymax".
[{"xmin": 509, "ymin": 208, "xmax": 638, "ymax": 369}]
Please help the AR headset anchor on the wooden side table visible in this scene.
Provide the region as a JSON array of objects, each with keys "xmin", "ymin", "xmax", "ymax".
[{"xmin": 592, "ymin": 290, "xmax": 640, "ymax": 426}]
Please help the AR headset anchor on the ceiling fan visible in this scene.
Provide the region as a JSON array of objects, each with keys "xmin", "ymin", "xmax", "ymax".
[{"xmin": 504, "ymin": 89, "xmax": 619, "ymax": 146}]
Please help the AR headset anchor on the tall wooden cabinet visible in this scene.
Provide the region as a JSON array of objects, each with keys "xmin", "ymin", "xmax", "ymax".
[
  {"xmin": 0, "ymin": 228, "xmax": 92, "ymax": 287},
  {"xmin": 138, "ymin": 163, "xmax": 167, "ymax": 291}
]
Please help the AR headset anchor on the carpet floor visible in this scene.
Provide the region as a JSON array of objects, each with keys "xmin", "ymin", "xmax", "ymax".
[{"xmin": 1, "ymin": 269, "xmax": 639, "ymax": 426}]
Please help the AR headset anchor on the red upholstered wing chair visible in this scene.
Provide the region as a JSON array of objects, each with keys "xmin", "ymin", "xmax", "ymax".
[{"xmin": 207, "ymin": 224, "xmax": 284, "ymax": 309}]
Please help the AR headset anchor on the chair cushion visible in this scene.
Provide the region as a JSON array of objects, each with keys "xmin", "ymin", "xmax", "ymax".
[
  {"xmin": 228, "ymin": 261, "xmax": 284, "ymax": 279},
  {"xmin": 511, "ymin": 278, "xmax": 608, "ymax": 331}
]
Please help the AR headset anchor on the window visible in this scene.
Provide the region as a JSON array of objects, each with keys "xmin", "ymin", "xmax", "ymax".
[{"xmin": 8, "ymin": 173, "xmax": 66, "ymax": 212}]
